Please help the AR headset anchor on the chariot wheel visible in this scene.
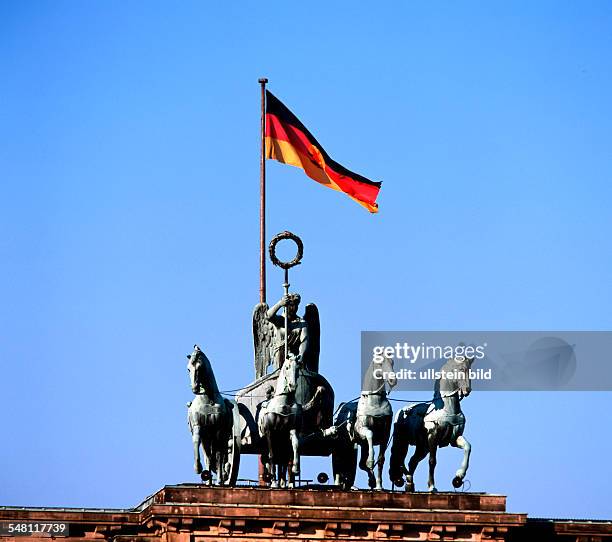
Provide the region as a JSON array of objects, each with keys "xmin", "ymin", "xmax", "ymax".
[{"xmin": 224, "ymin": 399, "xmax": 242, "ymax": 486}]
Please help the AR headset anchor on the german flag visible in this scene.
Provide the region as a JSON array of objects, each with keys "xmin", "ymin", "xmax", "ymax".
[{"xmin": 265, "ymin": 91, "xmax": 381, "ymax": 213}]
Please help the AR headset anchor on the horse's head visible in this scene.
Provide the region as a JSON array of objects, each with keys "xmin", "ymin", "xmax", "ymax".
[
  {"xmin": 187, "ymin": 344, "xmax": 205, "ymax": 394},
  {"xmin": 380, "ymin": 354, "xmax": 397, "ymax": 389},
  {"xmin": 276, "ymin": 355, "xmax": 300, "ymax": 395},
  {"xmin": 440, "ymin": 349, "xmax": 475, "ymax": 399},
  {"xmin": 366, "ymin": 354, "xmax": 396, "ymax": 393}
]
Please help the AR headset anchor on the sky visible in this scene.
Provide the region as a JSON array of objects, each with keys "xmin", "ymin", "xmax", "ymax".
[{"xmin": 1, "ymin": 0, "xmax": 612, "ymax": 520}]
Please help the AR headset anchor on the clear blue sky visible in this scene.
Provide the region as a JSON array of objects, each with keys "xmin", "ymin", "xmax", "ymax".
[{"xmin": 1, "ymin": 0, "xmax": 611, "ymax": 519}]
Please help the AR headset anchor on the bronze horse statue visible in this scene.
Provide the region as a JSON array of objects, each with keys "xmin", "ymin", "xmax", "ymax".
[
  {"xmin": 389, "ymin": 355, "xmax": 474, "ymax": 492},
  {"xmin": 257, "ymin": 354, "xmax": 303, "ymax": 488},
  {"xmin": 186, "ymin": 345, "xmax": 235, "ymax": 485},
  {"xmin": 331, "ymin": 355, "xmax": 396, "ymax": 490}
]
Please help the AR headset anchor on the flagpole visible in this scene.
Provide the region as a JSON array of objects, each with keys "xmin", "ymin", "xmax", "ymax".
[
  {"xmin": 259, "ymin": 77, "xmax": 268, "ymax": 305},
  {"xmin": 258, "ymin": 77, "xmax": 268, "ymax": 487}
]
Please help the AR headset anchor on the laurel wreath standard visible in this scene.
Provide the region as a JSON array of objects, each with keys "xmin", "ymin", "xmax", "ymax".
[{"xmin": 269, "ymin": 231, "xmax": 303, "ymax": 269}]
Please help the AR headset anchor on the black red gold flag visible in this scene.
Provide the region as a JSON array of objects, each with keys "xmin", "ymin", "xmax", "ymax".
[{"xmin": 265, "ymin": 91, "xmax": 381, "ymax": 213}]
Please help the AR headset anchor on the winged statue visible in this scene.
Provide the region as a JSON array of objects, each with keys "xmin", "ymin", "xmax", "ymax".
[{"xmin": 253, "ymin": 293, "xmax": 320, "ymax": 378}]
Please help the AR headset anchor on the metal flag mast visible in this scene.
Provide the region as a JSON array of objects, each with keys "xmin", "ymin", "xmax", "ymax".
[
  {"xmin": 258, "ymin": 77, "xmax": 268, "ymax": 485},
  {"xmin": 259, "ymin": 77, "xmax": 268, "ymax": 304}
]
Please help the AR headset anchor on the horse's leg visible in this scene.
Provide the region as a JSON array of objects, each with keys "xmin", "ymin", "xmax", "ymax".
[
  {"xmin": 375, "ymin": 432, "xmax": 390, "ymax": 490},
  {"xmin": 427, "ymin": 434, "xmax": 438, "ymax": 492},
  {"xmin": 332, "ymin": 447, "xmax": 342, "ymax": 486},
  {"xmin": 451, "ymin": 435, "xmax": 472, "ymax": 486},
  {"xmin": 202, "ymin": 440, "xmax": 214, "ymax": 486},
  {"xmin": 389, "ymin": 432, "xmax": 409, "ymax": 487},
  {"xmin": 355, "ymin": 441, "xmax": 373, "ymax": 487},
  {"xmin": 357, "ymin": 424, "xmax": 375, "ymax": 469},
  {"xmin": 266, "ymin": 431, "xmax": 278, "ymax": 488},
  {"xmin": 278, "ymin": 464, "xmax": 286, "ymax": 488},
  {"xmin": 221, "ymin": 427, "xmax": 230, "ymax": 486},
  {"xmin": 373, "ymin": 445, "xmax": 384, "ymax": 490},
  {"xmin": 191, "ymin": 424, "xmax": 203, "ymax": 474},
  {"xmin": 356, "ymin": 430, "xmax": 376, "ymax": 488},
  {"xmin": 406, "ymin": 445, "xmax": 428, "ymax": 492},
  {"xmin": 217, "ymin": 418, "xmax": 230, "ymax": 486},
  {"xmin": 358, "ymin": 440, "xmax": 368, "ymax": 472},
  {"xmin": 215, "ymin": 442, "xmax": 224, "ymax": 486},
  {"xmin": 290, "ymin": 428, "xmax": 300, "ymax": 475},
  {"xmin": 333, "ymin": 441, "xmax": 350, "ymax": 488},
  {"xmin": 286, "ymin": 463, "xmax": 296, "ymax": 489}
]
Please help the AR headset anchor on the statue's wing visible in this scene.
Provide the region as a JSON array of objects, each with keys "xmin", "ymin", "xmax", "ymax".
[
  {"xmin": 253, "ymin": 303, "xmax": 275, "ymax": 379},
  {"xmin": 303, "ymin": 303, "xmax": 320, "ymax": 373}
]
